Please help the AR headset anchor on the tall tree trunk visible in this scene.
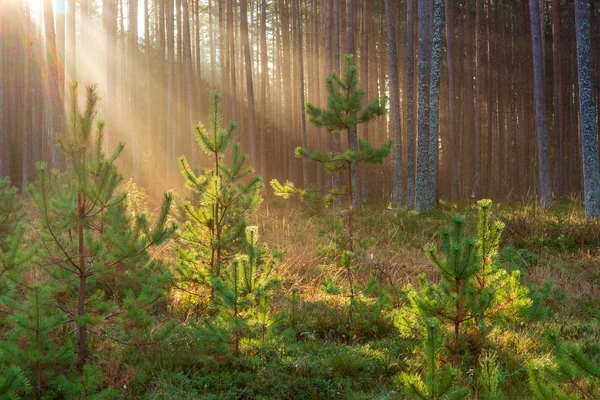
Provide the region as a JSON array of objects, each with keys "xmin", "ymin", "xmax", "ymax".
[
  {"xmin": 415, "ymin": 0, "xmax": 433, "ymax": 212},
  {"xmin": 406, "ymin": 0, "xmax": 416, "ymax": 207},
  {"xmin": 228, "ymin": 0, "xmax": 237, "ymax": 121},
  {"xmin": 105, "ymin": 0, "xmax": 117, "ymax": 150},
  {"xmin": 56, "ymin": 0, "xmax": 65, "ymax": 116},
  {"xmin": 427, "ymin": 0, "xmax": 443, "ymax": 210},
  {"xmin": 145, "ymin": 0, "xmax": 151, "ymax": 156},
  {"xmin": 67, "ymin": 0, "xmax": 76, "ymax": 89},
  {"xmin": 219, "ymin": 0, "xmax": 227, "ymax": 94},
  {"xmin": 529, "ymin": 0, "xmax": 553, "ymax": 207},
  {"xmin": 465, "ymin": 0, "xmax": 476, "ymax": 198},
  {"xmin": 183, "ymin": 0, "xmax": 196, "ymax": 164},
  {"xmin": 259, "ymin": 0, "xmax": 268, "ymax": 178},
  {"xmin": 157, "ymin": 0, "xmax": 166, "ymax": 166},
  {"xmin": 22, "ymin": 2, "xmax": 32, "ymax": 189},
  {"xmin": 294, "ymin": 0, "xmax": 307, "ymax": 188},
  {"xmin": 474, "ymin": 0, "xmax": 482, "ymax": 198},
  {"xmin": 209, "ymin": 0, "xmax": 216, "ymax": 85},
  {"xmin": 575, "ymin": 0, "xmax": 600, "ymax": 218},
  {"xmin": 385, "ymin": 0, "xmax": 402, "ymax": 206},
  {"xmin": 241, "ymin": 0, "xmax": 257, "ymax": 169},
  {"xmin": 166, "ymin": 0, "xmax": 175, "ymax": 180},
  {"xmin": 552, "ymin": 0, "xmax": 564, "ymax": 198},
  {"xmin": 0, "ymin": 0, "xmax": 8, "ymax": 177},
  {"xmin": 485, "ymin": 0, "xmax": 493, "ymax": 197},
  {"xmin": 44, "ymin": 0, "xmax": 62, "ymax": 168},
  {"xmin": 445, "ymin": 0, "xmax": 458, "ymax": 201},
  {"xmin": 279, "ymin": 0, "xmax": 291, "ymax": 179},
  {"xmin": 129, "ymin": 0, "xmax": 139, "ymax": 181}
]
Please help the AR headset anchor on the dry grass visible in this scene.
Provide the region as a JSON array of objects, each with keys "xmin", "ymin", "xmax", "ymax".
[{"xmin": 256, "ymin": 198, "xmax": 600, "ymax": 312}]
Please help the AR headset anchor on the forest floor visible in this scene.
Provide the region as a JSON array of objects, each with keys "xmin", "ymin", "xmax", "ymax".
[{"xmin": 139, "ymin": 197, "xmax": 600, "ymax": 399}]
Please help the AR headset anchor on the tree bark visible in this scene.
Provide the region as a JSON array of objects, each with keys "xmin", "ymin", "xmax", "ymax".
[
  {"xmin": 0, "ymin": 0, "xmax": 8, "ymax": 177},
  {"xmin": 241, "ymin": 0, "xmax": 257, "ymax": 169},
  {"xmin": 474, "ymin": 0, "xmax": 482, "ymax": 199},
  {"xmin": 529, "ymin": 0, "xmax": 553, "ymax": 207},
  {"xmin": 294, "ymin": 0, "xmax": 307, "ymax": 188},
  {"xmin": 129, "ymin": 0, "xmax": 139, "ymax": 181},
  {"xmin": 406, "ymin": 0, "xmax": 416, "ymax": 207},
  {"xmin": 427, "ymin": 0, "xmax": 443, "ymax": 210},
  {"xmin": 259, "ymin": 0, "xmax": 268, "ymax": 178},
  {"xmin": 166, "ymin": 0, "xmax": 175, "ymax": 180},
  {"xmin": 415, "ymin": 0, "xmax": 433, "ymax": 212},
  {"xmin": 552, "ymin": 0, "xmax": 565, "ymax": 198},
  {"xmin": 183, "ymin": 0, "xmax": 196, "ymax": 164},
  {"xmin": 574, "ymin": 0, "xmax": 600, "ymax": 218},
  {"xmin": 385, "ymin": 0, "xmax": 402, "ymax": 206},
  {"xmin": 43, "ymin": 0, "xmax": 62, "ymax": 168},
  {"xmin": 445, "ymin": 0, "xmax": 458, "ymax": 201}
]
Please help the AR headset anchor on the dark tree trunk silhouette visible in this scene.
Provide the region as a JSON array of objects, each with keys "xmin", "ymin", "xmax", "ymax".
[{"xmin": 529, "ymin": 0, "xmax": 553, "ymax": 207}]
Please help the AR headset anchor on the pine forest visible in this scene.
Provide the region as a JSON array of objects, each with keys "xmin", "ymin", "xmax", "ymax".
[{"xmin": 0, "ymin": 0, "xmax": 600, "ymax": 398}]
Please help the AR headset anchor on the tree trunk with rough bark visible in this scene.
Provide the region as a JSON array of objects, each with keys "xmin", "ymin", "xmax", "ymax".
[
  {"xmin": 415, "ymin": 0, "xmax": 433, "ymax": 212},
  {"xmin": 529, "ymin": 0, "xmax": 553, "ymax": 207},
  {"xmin": 575, "ymin": 0, "xmax": 600, "ymax": 218},
  {"xmin": 385, "ymin": 0, "xmax": 402, "ymax": 206}
]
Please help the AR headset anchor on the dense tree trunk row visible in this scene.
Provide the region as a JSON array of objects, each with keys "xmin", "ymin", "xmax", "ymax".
[{"xmin": 0, "ymin": 0, "xmax": 598, "ymax": 216}]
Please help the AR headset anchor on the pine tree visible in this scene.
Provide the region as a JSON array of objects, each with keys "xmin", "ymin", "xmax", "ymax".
[
  {"xmin": 176, "ymin": 91, "xmax": 263, "ymax": 306},
  {"xmin": 477, "ymin": 350, "xmax": 504, "ymax": 400},
  {"xmin": 271, "ymin": 54, "xmax": 388, "ymax": 328},
  {"xmin": 2, "ymin": 284, "xmax": 75, "ymax": 399},
  {"xmin": 27, "ymin": 83, "xmax": 176, "ymax": 371},
  {"xmin": 398, "ymin": 200, "xmax": 530, "ymax": 354},
  {"xmin": 271, "ymin": 54, "xmax": 388, "ymax": 253},
  {"xmin": 201, "ymin": 226, "xmax": 281, "ymax": 357},
  {"xmin": 399, "ymin": 321, "xmax": 469, "ymax": 399}
]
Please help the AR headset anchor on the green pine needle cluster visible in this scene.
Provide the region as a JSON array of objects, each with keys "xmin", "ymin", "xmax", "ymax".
[
  {"xmin": 176, "ymin": 91, "xmax": 263, "ymax": 306},
  {"xmin": 271, "ymin": 54, "xmax": 389, "ymax": 204},
  {"xmin": 399, "ymin": 321, "xmax": 469, "ymax": 400},
  {"xmin": 398, "ymin": 200, "xmax": 531, "ymax": 353},
  {"xmin": 6, "ymin": 83, "xmax": 177, "ymax": 396},
  {"xmin": 528, "ymin": 330, "xmax": 600, "ymax": 399},
  {"xmin": 177, "ymin": 91, "xmax": 280, "ymax": 357}
]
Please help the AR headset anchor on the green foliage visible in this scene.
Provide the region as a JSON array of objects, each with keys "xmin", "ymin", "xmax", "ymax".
[
  {"xmin": 25, "ymin": 83, "xmax": 176, "ymax": 393},
  {"xmin": 0, "ymin": 175, "xmax": 25, "ymax": 252},
  {"xmin": 1, "ymin": 284, "xmax": 75, "ymax": 398},
  {"xmin": 0, "ymin": 182, "xmax": 31, "ymax": 306},
  {"xmin": 272, "ymin": 54, "xmax": 389, "ymax": 202},
  {"xmin": 398, "ymin": 321, "xmax": 469, "ymax": 400},
  {"xmin": 477, "ymin": 350, "xmax": 504, "ymax": 400},
  {"xmin": 198, "ymin": 226, "xmax": 282, "ymax": 357},
  {"xmin": 398, "ymin": 200, "xmax": 531, "ymax": 355},
  {"xmin": 305, "ymin": 54, "xmax": 387, "ymax": 132},
  {"xmin": 176, "ymin": 91, "xmax": 263, "ymax": 307},
  {"xmin": 0, "ymin": 366, "xmax": 30, "ymax": 399},
  {"xmin": 528, "ymin": 331, "xmax": 600, "ymax": 399},
  {"xmin": 271, "ymin": 54, "xmax": 390, "ymax": 341}
]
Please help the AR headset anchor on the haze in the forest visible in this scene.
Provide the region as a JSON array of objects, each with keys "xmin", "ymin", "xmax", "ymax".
[{"xmin": 0, "ymin": 0, "xmax": 599, "ymax": 398}]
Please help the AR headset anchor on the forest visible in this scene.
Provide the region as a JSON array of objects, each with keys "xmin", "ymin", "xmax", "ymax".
[{"xmin": 0, "ymin": 0, "xmax": 600, "ymax": 398}]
